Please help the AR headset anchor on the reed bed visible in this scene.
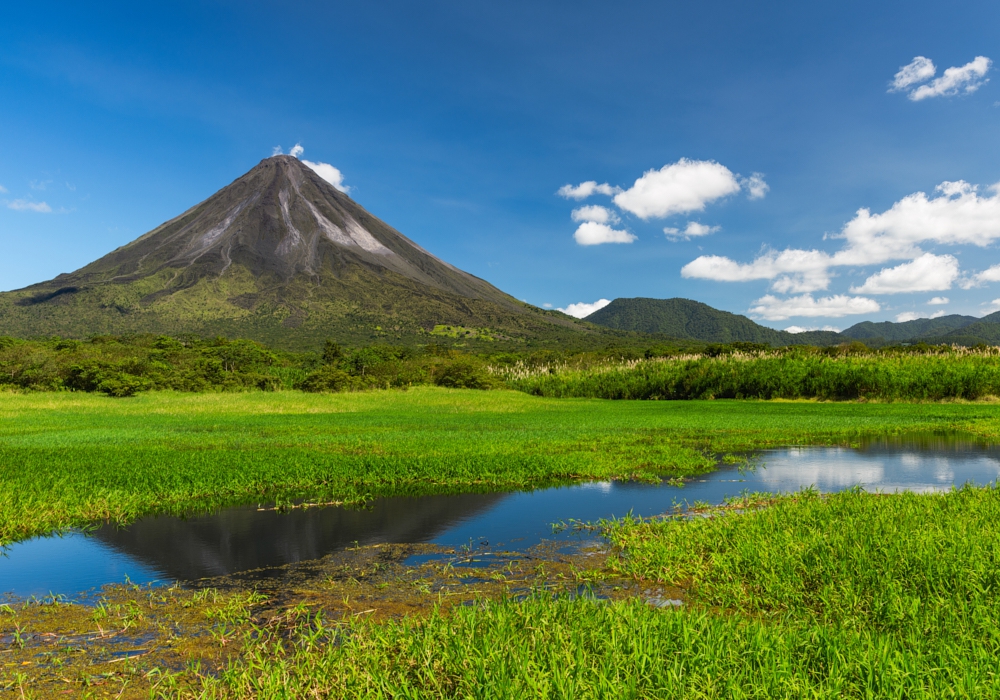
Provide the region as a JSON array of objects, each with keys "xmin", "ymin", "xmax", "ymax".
[{"xmin": 500, "ymin": 347, "xmax": 1000, "ymax": 401}]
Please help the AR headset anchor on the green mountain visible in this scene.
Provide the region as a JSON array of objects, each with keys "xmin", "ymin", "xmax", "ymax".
[
  {"xmin": 930, "ymin": 320, "xmax": 1000, "ymax": 346},
  {"xmin": 583, "ymin": 297, "xmax": 843, "ymax": 346},
  {"xmin": 841, "ymin": 315, "xmax": 977, "ymax": 342},
  {"xmin": 0, "ymin": 156, "xmax": 588, "ymax": 349}
]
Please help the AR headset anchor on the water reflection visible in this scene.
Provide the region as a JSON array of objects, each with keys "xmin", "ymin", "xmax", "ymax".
[
  {"xmin": 91, "ymin": 492, "xmax": 507, "ymax": 583},
  {"xmin": 4, "ymin": 436, "xmax": 1000, "ymax": 599}
]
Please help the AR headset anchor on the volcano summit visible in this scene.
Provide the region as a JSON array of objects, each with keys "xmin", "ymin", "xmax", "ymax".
[{"xmin": 0, "ymin": 156, "xmax": 582, "ymax": 347}]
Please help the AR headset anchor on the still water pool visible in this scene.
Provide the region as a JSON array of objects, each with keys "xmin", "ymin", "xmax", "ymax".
[{"xmin": 4, "ymin": 434, "xmax": 999, "ymax": 599}]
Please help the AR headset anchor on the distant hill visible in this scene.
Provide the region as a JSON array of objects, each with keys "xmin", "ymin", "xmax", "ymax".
[
  {"xmin": 0, "ymin": 156, "xmax": 590, "ymax": 349},
  {"xmin": 929, "ymin": 320, "xmax": 1000, "ymax": 345},
  {"xmin": 583, "ymin": 297, "xmax": 843, "ymax": 346},
  {"xmin": 841, "ymin": 315, "xmax": 977, "ymax": 342},
  {"xmin": 586, "ymin": 297, "xmax": 1000, "ymax": 348}
]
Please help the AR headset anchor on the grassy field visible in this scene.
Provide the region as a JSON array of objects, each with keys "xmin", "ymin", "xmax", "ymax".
[
  {"xmin": 3, "ymin": 387, "xmax": 1000, "ymax": 547},
  {"xmin": 172, "ymin": 487, "xmax": 1000, "ymax": 698},
  {"xmin": 6, "ymin": 388, "xmax": 1000, "ymax": 697}
]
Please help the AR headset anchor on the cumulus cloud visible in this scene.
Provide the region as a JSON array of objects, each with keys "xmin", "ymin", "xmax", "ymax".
[
  {"xmin": 927, "ymin": 296, "xmax": 949, "ymax": 305},
  {"xmin": 785, "ymin": 325, "xmax": 841, "ymax": 333},
  {"xmin": 684, "ymin": 179, "xmax": 1000, "ymax": 297},
  {"xmin": 558, "ymin": 298, "xmax": 612, "ymax": 319},
  {"xmin": 892, "ymin": 56, "xmax": 937, "ymax": 91},
  {"xmin": 741, "ymin": 173, "xmax": 769, "ymax": 200},
  {"xmin": 664, "ymin": 222, "xmax": 720, "ymax": 241},
  {"xmin": 573, "ymin": 222, "xmax": 637, "ymax": 246},
  {"xmin": 557, "ymin": 181, "xmax": 622, "ymax": 200},
  {"xmin": 6, "ymin": 199, "xmax": 52, "ymax": 213},
  {"xmin": 831, "ymin": 181, "xmax": 1000, "ymax": 262},
  {"xmin": 983, "ymin": 299, "xmax": 1000, "ymax": 313},
  {"xmin": 850, "ymin": 253, "xmax": 960, "ymax": 294},
  {"xmin": 966, "ymin": 263, "xmax": 1000, "ymax": 287},
  {"xmin": 571, "ymin": 205, "xmax": 619, "ymax": 224},
  {"xmin": 682, "ymin": 248, "xmax": 832, "ymax": 293},
  {"xmin": 301, "ymin": 160, "xmax": 349, "ymax": 192},
  {"xmin": 289, "ymin": 144, "xmax": 304, "ymax": 158},
  {"xmin": 909, "ymin": 56, "xmax": 992, "ymax": 101},
  {"xmin": 749, "ymin": 294, "xmax": 880, "ymax": 321},
  {"xmin": 613, "ymin": 159, "xmax": 742, "ymax": 219}
]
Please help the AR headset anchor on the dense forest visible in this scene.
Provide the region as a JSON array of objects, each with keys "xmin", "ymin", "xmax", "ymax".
[
  {"xmin": 3, "ymin": 333, "xmax": 998, "ymax": 401},
  {"xmin": 0, "ymin": 334, "xmax": 696, "ymax": 397}
]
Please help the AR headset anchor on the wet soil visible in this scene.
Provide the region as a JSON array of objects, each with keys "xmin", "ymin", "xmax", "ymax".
[{"xmin": 0, "ymin": 537, "xmax": 678, "ymax": 698}]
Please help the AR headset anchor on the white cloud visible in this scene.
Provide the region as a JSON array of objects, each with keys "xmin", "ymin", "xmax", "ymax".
[
  {"xmin": 542, "ymin": 303, "xmax": 553, "ymax": 308},
  {"xmin": 785, "ymin": 325, "xmax": 841, "ymax": 333},
  {"xmin": 684, "ymin": 179, "xmax": 1000, "ymax": 294},
  {"xmin": 0, "ymin": 184, "xmax": 6, "ymax": 193},
  {"xmin": 664, "ymin": 222, "xmax": 720, "ymax": 241},
  {"xmin": 983, "ymin": 299, "xmax": 1000, "ymax": 313},
  {"xmin": 301, "ymin": 160, "xmax": 349, "ymax": 192},
  {"xmin": 908, "ymin": 56, "xmax": 991, "ymax": 101},
  {"xmin": 613, "ymin": 159, "xmax": 742, "ymax": 219},
  {"xmin": 741, "ymin": 173, "xmax": 769, "ymax": 200},
  {"xmin": 927, "ymin": 296, "xmax": 949, "ymax": 305},
  {"xmin": 895, "ymin": 310, "xmax": 947, "ymax": 322},
  {"xmin": 571, "ymin": 205, "xmax": 619, "ymax": 224},
  {"xmin": 6, "ymin": 199, "xmax": 52, "ymax": 213},
  {"xmin": 682, "ymin": 248, "xmax": 832, "ymax": 293},
  {"xmin": 890, "ymin": 56, "xmax": 992, "ymax": 101},
  {"xmin": 850, "ymin": 253, "xmax": 959, "ymax": 294},
  {"xmin": 573, "ymin": 221, "xmax": 636, "ymax": 246},
  {"xmin": 558, "ymin": 298, "xmax": 612, "ymax": 319},
  {"xmin": 831, "ymin": 181, "xmax": 1000, "ymax": 264},
  {"xmin": 749, "ymin": 294, "xmax": 880, "ymax": 320},
  {"xmin": 891, "ymin": 56, "xmax": 937, "ymax": 92},
  {"xmin": 273, "ymin": 144, "xmax": 350, "ymax": 192},
  {"xmin": 557, "ymin": 181, "xmax": 622, "ymax": 200},
  {"xmin": 967, "ymin": 264, "xmax": 1000, "ymax": 287}
]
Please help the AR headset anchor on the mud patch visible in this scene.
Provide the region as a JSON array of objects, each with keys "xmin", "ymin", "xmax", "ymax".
[{"xmin": 1, "ymin": 538, "xmax": 679, "ymax": 698}]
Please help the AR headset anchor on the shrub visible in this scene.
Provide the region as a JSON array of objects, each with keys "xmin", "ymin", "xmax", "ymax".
[{"xmin": 434, "ymin": 359, "xmax": 496, "ymax": 390}]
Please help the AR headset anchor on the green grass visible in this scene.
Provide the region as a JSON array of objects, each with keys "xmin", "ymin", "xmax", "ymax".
[
  {"xmin": 178, "ymin": 595, "xmax": 1000, "ymax": 699},
  {"xmin": 3, "ymin": 387, "xmax": 1000, "ymax": 547},
  {"xmin": 174, "ymin": 487, "xmax": 1000, "ymax": 699},
  {"xmin": 502, "ymin": 347, "xmax": 1000, "ymax": 400}
]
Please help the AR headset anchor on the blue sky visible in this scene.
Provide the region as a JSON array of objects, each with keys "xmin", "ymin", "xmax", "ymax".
[{"xmin": 2, "ymin": 0, "xmax": 999, "ymax": 330}]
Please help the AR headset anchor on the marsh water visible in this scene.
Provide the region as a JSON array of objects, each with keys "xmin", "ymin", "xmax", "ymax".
[{"xmin": 4, "ymin": 433, "xmax": 1000, "ymax": 599}]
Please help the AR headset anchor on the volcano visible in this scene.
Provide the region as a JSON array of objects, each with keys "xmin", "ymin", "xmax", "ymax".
[{"xmin": 0, "ymin": 156, "xmax": 583, "ymax": 348}]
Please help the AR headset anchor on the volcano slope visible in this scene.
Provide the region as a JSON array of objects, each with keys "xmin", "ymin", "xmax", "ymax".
[{"xmin": 0, "ymin": 156, "xmax": 585, "ymax": 349}]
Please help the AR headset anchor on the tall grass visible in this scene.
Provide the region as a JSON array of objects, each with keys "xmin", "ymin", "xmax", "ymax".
[
  {"xmin": 178, "ymin": 596, "xmax": 1000, "ymax": 699},
  {"xmin": 500, "ymin": 346, "xmax": 1000, "ymax": 400},
  {"xmin": 172, "ymin": 487, "xmax": 1000, "ymax": 699},
  {"xmin": 607, "ymin": 486, "xmax": 1000, "ymax": 632}
]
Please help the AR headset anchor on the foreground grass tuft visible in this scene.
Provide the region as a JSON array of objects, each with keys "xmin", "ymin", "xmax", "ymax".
[{"xmin": 175, "ymin": 488, "xmax": 1000, "ymax": 699}]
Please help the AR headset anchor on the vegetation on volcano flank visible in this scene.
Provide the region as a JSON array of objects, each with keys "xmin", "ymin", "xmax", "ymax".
[{"xmin": 0, "ymin": 156, "xmax": 589, "ymax": 349}]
